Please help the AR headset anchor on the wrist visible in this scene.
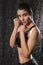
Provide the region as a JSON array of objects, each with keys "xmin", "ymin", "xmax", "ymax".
[
  {"xmin": 13, "ymin": 26, "xmax": 18, "ymax": 33},
  {"xmin": 14, "ymin": 26, "xmax": 19, "ymax": 29},
  {"xmin": 20, "ymin": 30, "xmax": 24, "ymax": 34}
]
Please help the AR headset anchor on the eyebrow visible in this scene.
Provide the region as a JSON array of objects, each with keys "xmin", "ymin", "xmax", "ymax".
[{"xmin": 18, "ymin": 12, "xmax": 28, "ymax": 17}]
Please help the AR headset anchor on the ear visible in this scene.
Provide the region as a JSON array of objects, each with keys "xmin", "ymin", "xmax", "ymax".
[{"xmin": 29, "ymin": 12, "xmax": 32, "ymax": 16}]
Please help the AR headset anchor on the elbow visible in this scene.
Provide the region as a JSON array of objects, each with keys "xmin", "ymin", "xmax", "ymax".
[
  {"xmin": 10, "ymin": 41, "xmax": 15, "ymax": 48},
  {"xmin": 10, "ymin": 44, "xmax": 14, "ymax": 48}
]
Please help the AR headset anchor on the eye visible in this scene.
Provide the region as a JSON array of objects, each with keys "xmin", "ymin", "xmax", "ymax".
[
  {"xmin": 23, "ymin": 13, "xmax": 28, "ymax": 17},
  {"xmin": 24, "ymin": 14, "xmax": 27, "ymax": 16}
]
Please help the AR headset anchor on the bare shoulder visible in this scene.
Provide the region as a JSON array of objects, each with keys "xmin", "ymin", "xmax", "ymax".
[{"xmin": 28, "ymin": 26, "xmax": 40, "ymax": 39}]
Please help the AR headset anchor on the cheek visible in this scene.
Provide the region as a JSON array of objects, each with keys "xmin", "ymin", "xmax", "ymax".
[
  {"xmin": 19, "ymin": 17, "xmax": 22, "ymax": 22},
  {"xmin": 25, "ymin": 17, "xmax": 29, "ymax": 21}
]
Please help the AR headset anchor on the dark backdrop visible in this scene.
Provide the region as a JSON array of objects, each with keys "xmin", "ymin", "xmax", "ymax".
[{"xmin": 0, "ymin": 0, "xmax": 43, "ymax": 65}]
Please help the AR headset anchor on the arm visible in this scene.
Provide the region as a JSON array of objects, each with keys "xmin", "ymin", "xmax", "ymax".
[
  {"xmin": 10, "ymin": 26, "xmax": 18, "ymax": 48},
  {"xmin": 10, "ymin": 18, "xmax": 20, "ymax": 48},
  {"xmin": 20, "ymin": 26, "xmax": 39, "ymax": 58}
]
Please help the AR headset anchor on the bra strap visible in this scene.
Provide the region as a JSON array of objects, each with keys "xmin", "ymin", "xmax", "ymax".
[{"xmin": 27, "ymin": 25, "xmax": 36, "ymax": 32}]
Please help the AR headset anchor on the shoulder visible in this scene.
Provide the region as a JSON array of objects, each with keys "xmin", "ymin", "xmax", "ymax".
[{"xmin": 28, "ymin": 26, "xmax": 40, "ymax": 39}]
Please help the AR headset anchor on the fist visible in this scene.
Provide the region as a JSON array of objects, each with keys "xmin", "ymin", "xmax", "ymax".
[
  {"xmin": 19, "ymin": 25, "xmax": 26, "ymax": 32},
  {"xmin": 13, "ymin": 18, "xmax": 21, "ymax": 27}
]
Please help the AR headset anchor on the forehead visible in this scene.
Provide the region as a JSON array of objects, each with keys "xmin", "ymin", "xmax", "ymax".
[{"xmin": 17, "ymin": 9, "xmax": 28, "ymax": 15}]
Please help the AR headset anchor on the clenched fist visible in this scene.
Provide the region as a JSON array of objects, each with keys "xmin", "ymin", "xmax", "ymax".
[
  {"xmin": 18, "ymin": 25, "xmax": 26, "ymax": 33},
  {"xmin": 13, "ymin": 18, "xmax": 21, "ymax": 27}
]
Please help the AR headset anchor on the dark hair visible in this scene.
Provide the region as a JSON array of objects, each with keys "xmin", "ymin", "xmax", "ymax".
[{"xmin": 17, "ymin": 2, "xmax": 32, "ymax": 14}]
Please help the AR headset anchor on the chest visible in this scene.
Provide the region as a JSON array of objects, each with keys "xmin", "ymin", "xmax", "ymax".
[
  {"xmin": 16, "ymin": 24, "xmax": 36, "ymax": 47},
  {"xmin": 16, "ymin": 29, "xmax": 30, "ymax": 48}
]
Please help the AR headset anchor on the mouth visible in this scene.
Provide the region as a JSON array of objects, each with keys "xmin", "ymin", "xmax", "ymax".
[
  {"xmin": 22, "ymin": 22, "xmax": 26, "ymax": 25},
  {"xmin": 23, "ymin": 22, "xmax": 26, "ymax": 23},
  {"xmin": 22, "ymin": 21, "xmax": 30, "ymax": 26},
  {"xmin": 22, "ymin": 21, "xmax": 26, "ymax": 24}
]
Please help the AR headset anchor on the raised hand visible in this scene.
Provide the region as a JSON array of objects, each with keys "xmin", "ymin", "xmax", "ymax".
[
  {"xmin": 18, "ymin": 25, "xmax": 26, "ymax": 33},
  {"xmin": 13, "ymin": 18, "xmax": 21, "ymax": 27}
]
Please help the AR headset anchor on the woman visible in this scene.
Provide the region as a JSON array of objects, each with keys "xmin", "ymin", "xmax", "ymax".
[{"xmin": 10, "ymin": 2, "xmax": 40, "ymax": 65}]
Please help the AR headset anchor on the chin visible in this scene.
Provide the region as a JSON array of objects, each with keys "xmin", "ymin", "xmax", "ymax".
[{"xmin": 24, "ymin": 23, "xmax": 27, "ymax": 26}]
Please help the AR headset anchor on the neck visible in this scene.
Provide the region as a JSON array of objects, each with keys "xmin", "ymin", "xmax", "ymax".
[
  {"xmin": 25, "ymin": 20, "xmax": 32, "ymax": 28},
  {"xmin": 26, "ymin": 21, "xmax": 35, "ymax": 29}
]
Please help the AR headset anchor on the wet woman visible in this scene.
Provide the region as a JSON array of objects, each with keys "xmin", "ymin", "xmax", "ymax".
[{"xmin": 10, "ymin": 2, "xmax": 40, "ymax": 65}]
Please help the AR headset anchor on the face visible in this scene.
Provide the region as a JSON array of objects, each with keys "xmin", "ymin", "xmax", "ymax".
[{"xmin": 17, "ymin": 9, "xmax": 32, "ymax": 25}]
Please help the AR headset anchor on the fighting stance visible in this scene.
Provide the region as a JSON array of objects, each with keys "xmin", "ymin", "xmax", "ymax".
[{"xmin": 10, "ymin": 2, "xmax": 40, "ymax": 65}]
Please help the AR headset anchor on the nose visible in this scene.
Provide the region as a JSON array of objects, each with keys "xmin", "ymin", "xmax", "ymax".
[{"xmin": 20, "ymin": 16, "xmax": 24, "ymax": 22}]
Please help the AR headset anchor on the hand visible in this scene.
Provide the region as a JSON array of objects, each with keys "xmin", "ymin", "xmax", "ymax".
[
  {"xmin": 13, "ymin": 18, "xmax": 21, "ymax": 27},
  {"xmin": 19, "ymin": 25, "xmax": 26, "ymax": 33}
]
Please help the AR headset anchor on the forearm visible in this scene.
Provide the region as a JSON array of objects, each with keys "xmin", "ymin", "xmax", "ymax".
[
  {"xmin": 20, "ymin": 31, "xmax": 29, "ymax": 57},
  {"xmin": 10, "ymin": 26, "xmax": 18, "ymax": 48}
]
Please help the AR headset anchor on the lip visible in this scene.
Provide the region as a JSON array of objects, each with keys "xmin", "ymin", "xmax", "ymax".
[
  {"xmin": 22, "ymin": 22, "xmax": 26, "ymax": 24},
  {"xmin": 22, "ymin": 21, "xmax": 26, "ymax": 23},
  {"xmin": 23, "ymin": 22, "xmax": 27, "ymax": 24}
]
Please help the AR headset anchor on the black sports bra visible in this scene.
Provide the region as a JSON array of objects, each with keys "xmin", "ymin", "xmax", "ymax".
[{"xmin": 16, "ymin": 25, "xmax": 36, "ymax": 48}]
